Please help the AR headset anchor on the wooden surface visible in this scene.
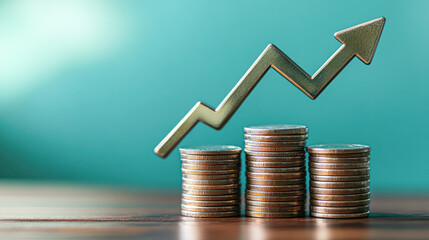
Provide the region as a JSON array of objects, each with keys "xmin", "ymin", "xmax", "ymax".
[{"xmin": 0, "ymin": 182, "xmax": 428, "ymax": 240}]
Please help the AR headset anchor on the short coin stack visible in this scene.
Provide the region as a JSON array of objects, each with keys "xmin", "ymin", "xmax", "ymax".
[
  {"xmin": 244, "ymin": 125, "xmax": 308, "ymax": 218},
  {"xmin": 179, "ymin": 145, "xmax": 242, "ymax": 218},
  {"xmin": 306, "ymin": 144, "xmax": 370, "ymax": 219}
]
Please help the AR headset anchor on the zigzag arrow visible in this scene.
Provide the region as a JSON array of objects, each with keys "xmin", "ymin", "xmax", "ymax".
[{"xmin": 155, "ymin": 17, "xmax": 385, "ymax": 158}]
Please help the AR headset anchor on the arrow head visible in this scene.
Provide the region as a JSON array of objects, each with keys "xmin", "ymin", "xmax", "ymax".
[{"xmin": 334, "ymin": 17, "xmax": 385, "ymax": 65}]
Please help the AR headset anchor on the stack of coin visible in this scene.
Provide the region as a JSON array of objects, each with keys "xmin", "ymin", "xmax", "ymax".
[
  {"xmin": 306, "ymin": 144, "xmax": 370, "ymax": 219},
  {"xmin": 179, "ymin": 145, "xmax": 242, "ymax": 218},
  {"xmin": 244, "ymin": 125, "xmax": 308, "ymax": 218}
]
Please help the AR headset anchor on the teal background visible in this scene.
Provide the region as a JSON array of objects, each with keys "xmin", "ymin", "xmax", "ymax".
[{"xmin": 0, "ymin": 0, "xmax": 428, "ymax": 192}]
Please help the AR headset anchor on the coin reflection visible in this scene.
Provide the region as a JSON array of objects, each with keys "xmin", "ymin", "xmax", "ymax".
[{"xmin": 179, "ymin": 217, "xmax": 241, "ymax": 240}]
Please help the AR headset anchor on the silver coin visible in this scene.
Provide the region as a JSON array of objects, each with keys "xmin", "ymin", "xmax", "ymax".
[
  {"xmin": 182, "ymin": 210, "xmax": 240, "ymax": 218},
  {"xmin": 246, "ymin": 160, "xmax": 305, "ymax": 168},
  {"xmin": 310, "ymin": 174, "xmax": 369, "ymax": 182},
  {"xmin": 310, "ymin": 211, "xmax": 369, "ymax": 219},
  {"xmin": 245, "ymin": 134, "xmax": 308, "ymax": 142},
  {"xmin": 181, "ymin": 204, "xmax": 240, "ymax": 212},
  {"xmin": 181, "ymin": 159, "xmax": 240, "ymax": 165},
  {"xmin": 246, "ymin": 155, "xmax": 305, "ymax": 162},
  {"xmin": 311, "ymin": 192, "xmax": 370, "ymax": 201},
  {"xmin": 244, "ymin": 124, "xmax": 308, "ymax": 135},
  {"xmin": 246, "ymin": 166, "xmax": 305, "ymax": 173},
  {"xmin": 181, "ymin": 163, "xmax": 240, "ymax": 170},
  {"xmin": 246, "ymin": 178, "xmax": 306, "ymax": 186},
  {"xmin": 245, "ymin": 150, "xmax": 305, "ymax": 157},
  {"xmin": 309, "ymin": 156, "xmax": 370, "ymax": 163},
  {"xmin": 181, "ymin": 153, "xmax": 240, "ymax": 160},
  {"xmin": 246, "ymin": 184, "xmax": 306, "ymax": 192},
  {"xmin": 246, "ymin": 210, "xmax": 305, "ymax": 218},
  {"xmin": 182, "ymin": 193, "xmax": 240, "ymax": 201},
  {"xmin": 306, "ymin": 144, "xmax": 370, "ymax": 154},
  {"xmin": 183, "ymin": 173, "xmax": 240, "ymax": 180},
  {"xmin": 309, "ymin": 168, "xmax": 370, "ymax": 176},
  {"xmin": 246, "ymin": 200, "xmax": 305, "ymax": 207},
  {"xmin": 180, "ymin": 145, "xmax": 242, "ymax": 155},
  {"xmin": 183, "ymin": 188, "xmax": 240, "ymax": 196},
  {"xmin": 309, "ymin": 162, "xmax": 369, "ymax": 169},
  {"xmin": 246, "ymin": 194, "xmax": 306, "ymax": 202},
  {"xmin": 245, "ymin": 140, "xmax": 306, "ymax": 147},
  {"xmin": 246, "ymin": 172, "xmax": 306, "ymax": 180},
  {"xmin": 309, "ymin": 152, "xmax": 370, "ymax": 158},
  {"xmin": 310, "ymin": 187, "xmax": 369, "ymax": 195},
  {"xmin": 182, "ymin": 168, "xmax": 240, "ymax": 175},
  {"xmin": 310, "ymin": 180, "xmax": 369, "ymax": 189},
  {"xmin": 310, "ymin": 205, "xmax": 370, "ymax": 214},
  {"xmin": 310, "ymin": 199, "xmax": 370, "ymax": 207},
  {"xmin": 182, "ymin": 183, "xmax": 240, "ymax": 190},
  {"xmin": 246, "ymin": 205, "xmax": 305, "ymax": 213},
  {"xmin": 246, "ymin": 189, "xmax": 306, "ymax": 197},
  {"xmin": 182, "ymin": 198, "xmax": 241, "ymax": 207},
  {"xmin": 182, "ymin": 178, "xmax": 239, "ymax": 185},
  {"xmin": 245, "ymin": 146, "xmax": 304, "ymax": 152}
]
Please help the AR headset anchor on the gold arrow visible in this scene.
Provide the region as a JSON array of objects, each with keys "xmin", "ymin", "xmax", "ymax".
[{"xmin": 155, "ymin": 17, "xmax": 385, "ymax": 158}]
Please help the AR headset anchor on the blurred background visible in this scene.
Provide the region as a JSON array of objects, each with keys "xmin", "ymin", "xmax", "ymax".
[{"xmin": 0, "ymin": 0, "xmax": 427, "ymax": 193}]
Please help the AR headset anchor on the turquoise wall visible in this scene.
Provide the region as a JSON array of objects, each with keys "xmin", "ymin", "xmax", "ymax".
[{"xmin": 0, "ymin": 0, "xmax": 428, "ymax": 191}]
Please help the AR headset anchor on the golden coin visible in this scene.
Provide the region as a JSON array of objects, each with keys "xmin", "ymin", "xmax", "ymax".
[
  {"xmin": 181, "ymin": 163, "xmax": 240, "ymax": 170},
  {"xmin": 306, "ymin": 144, "xmax": 370, "ymax": 154},
  {"xmin": 310, "ymin": 199, "xmax": 370, "ymax": 207},
  {"xmin": 181, "ymin": 210, "xmax": 240, "ymax": 218},
  {"xmin": 182, "ymin": 193, "xmax": 240, "ymax": 201},
  {"xmin": 245, "ymin": 146, "xmax": 303, "ymax": 152},
  {"xmin": 183, "ymin": 173, "xmax": 240, "ymax": 180},
  {"xmin": 244, "ymin": 134, "xmax": 308, "ymax": 142},
  {"xmin": 245, "ymin": 140, "xmax": 306, "ymax": 147},
  {"xmin": 182, "ymin": 183, "xmax": 240, "ymax": 190},
  {"xmin": 246, "ymin": 155, "xmax": 305, "ymax": 162},
  {"xmin": 310, "ymin": 211, "xmax": 369, "ymax": 219},
  {"xmin": 309, "ymin": 156, "xmax": 369, "ymax": 163},
  {"xmin": 182, "ymin": 178, "xmax": 239, "ymax": 185},
  {"xmin": 182, "ymin": 168, "xmax": 239, "ymax": 175},
  {"xmin": 310, "ymin": 174, "xmax": 369, "ymax": 182},
  {"xmin": 246, "ymin": 184, "xmax": 305, "ymax": 192},
  {"xmin": 246, "ymin": 166, "xmax": 305, "ymax": 173},
  {"xmin": 245, "ymin": 150, "xmax": 305, "ymax": 157},
  {"xmin": 244, "ymin": 124, "xmax": 308, "ymax": 135},
  {"xmin": 181, "ymin": 153, "xmax": 240, "ymax": 160},
  {"xmin": 310, "ymin": 205, "xmax": 370, "ymax": 214},
  {"xmin": 309, "ymin": 162, "xmax": 369, "ymax": 169},
  {"xmin": 246, "ymin": 210, "xmax": 305, "ymax": 218},
  {"xmin": 310, "ymin": 192, "xmax": 370, "ymax": 201},
  {"xmin": 246, "ymin": 189, "xmax": 306, "ymax": 197},
  {"xmin": 246, "ymin": 205, "xmax": 305, "ymax": 212},
  {"xmin": 181, "ymin": 205, "xmax": 240, "ymax": 212},
  {"xmin": 310, "ymin": 180, "xmax": 369, "ymax": 189},
  {"xmin": 310, "ymin": 187, "xmax": 369, "ymax": 195},
  {"xmin": 179, "ymin": 145, "xmax": 242, "ymax": 155},
  {"xmin": 182, "ymin": 199, "xmax": 240, "ymax": 207},
  {"xmin": 246, "ymin": 172, "xmax": 306, "ymax": 180},
  {"xmin": 183, "ymin": 188, "xmax": 240, "ymax": 196},
  {"xmin": 309, "ymin": 168, "xmax": 369, "ymax": 176},
  {"xmin": 246, "ymin": 178, "xmax": 306, "ymax": 186},
  {"xmin": 246, "ymin": 160, "xmax": 305, "ymax": 168},
  {"xmin": 246, "ymin": 200, "xmax": 305, "ymax": 207}
]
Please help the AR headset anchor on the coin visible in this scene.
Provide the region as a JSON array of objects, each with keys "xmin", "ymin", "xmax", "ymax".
[
  {"xmin": 244, "ymin": 124, "xmax": 308, "ymax": 135},
  {"xmin": 244, "ymin": 140, "xmax": 306, "ymax": 147},
  {"xmin": 246, "ymin": 172, "xmax": 306, "ymax": 180},
  {"xmin": 244, "ymin": 134, "xmax": 308, "ymax": 142},
  {"xmin": 246, "ymin": 200, "xmax": 305, "ymax": 207},
  {"xmin": 246, "ymin": 184, "xmax": 306, "ymax": 192},
  {"xmin": 245, "ymin": 146, "xmax": 303, "ymax": 152},
  {"xmin": 181, "ymin": 205, "xmax": 240, "ymax": 212},
  {"xmin": 245, "ymin": 150, "xmax": 305, "ymax": 157},
  {"xmin": 182, "ymin": 193, "xmax": 240, "ymax": 201},
  {"xmin": 181, "ymin": 159, "xmax": 240, "ymax": 165},
  {"xmin": 306, "ymin": 144, "xmax": 370, "ymax": 154},
  {"xmin": 183, "ymin": 173, "xmax": 240, "ymax": 180},
  {"xmin": 309, "ymin": 152, "xmax": 370, "ymax": 158},
  {"xmin": 310, "ymin": 205, "xmax": 370, "ymax": 214},
  {"xmin": 246, "ymin": 178, "xmax": 306, "ymax": 186},
  {"xmin": 310, "ymin": 192, "xmax": 370, "ymax": 201},
  {"xmin": 309, "ymin": 162, "xmax": 369, "ymax": 169},
  {"xmin": 309, "ymin": 168, "xmax": 370, "ymax": 176},
  {"xmin": 310, "ymin": 180, "xmax": 369, "ymax": 189},
  {"xmin": 246, "ymin": 189, "xmax": 306, "ymax": 197},
  {"xmin": 309, "ymin": 156, "xmax": 370, "ymax": 163},
  {"xmin": 310, "ymin": 211, "xmax": 369, "ymax": 219},
  {"xmin": 180, "ymin": 153, "xmax": 240, "ymax": 160},
  {"xmin": 246, "ymin": 210, "xmax": 305, "ymax": 218},
  {"xmin": 246, "ymin": 194, "xmax": 306, "ymax": 202},
  {"xmin": 246, "ymin": 160, "xmax": 305, "ymax": 168},
  {"xmin": 310, "ymin": 199, "xmax": 370, "ymax": 207},
  {"xmin": 310, "ymin": 175, "xmax": 369, "ymax": 182},
  {"xmin": 182, "ymin": 199, "xmax": 241, "ymax": 207},
  {"xmin": 182, "ymin": 183, "xmax": 240, "ymax": 190},
  {"xmin": 246, "ymin": 166, "xmax": 305, "ymax": 173},
  {"xmin": 181, "ymin": 163, "xmax": 240, "ymax": 170},
  {"xmin": 246, "ymin": 155, "xmax": 305, "ymax": 162},
  {"xmin": 182, "ymin": 168, "xmax": 240, "ymax": 175},
  {"xmin": 309, "ymin": 187, "xmax": 369, "ymax": 195},
  {"xmin": 180, "ymin": 145, "xmax": 242, "ymax": 155},
  {"xmin": 182, "ymin": 210, "xmax": 240, "ymax": 218},
  {"xmin": 182, "ymin": 178, "xmax": 239, "ymax": 185},
  {"xmin": 183, "ymin": 188, "xmax": 240, "ymax": 196},
  {"xmin": 246, "ymin": 205, "xmax": 305, "ymax": 212}
]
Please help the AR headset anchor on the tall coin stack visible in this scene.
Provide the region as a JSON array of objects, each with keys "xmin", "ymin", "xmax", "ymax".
[
  {"xmin": 179, "ymin": 145, "xmax": 242, "ymax": 218},
  {"xmin": 244, "ymin": 125, "xmax": 308, "ymax": 218},
  {"xmin": 306, "ymin": 144, "xmax": 370, "ymax": 219}
]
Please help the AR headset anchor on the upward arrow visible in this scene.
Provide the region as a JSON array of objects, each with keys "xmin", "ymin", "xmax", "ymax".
[{"xmin": 155, "ymin": 17, "xmax": 386, "ymax": 158}]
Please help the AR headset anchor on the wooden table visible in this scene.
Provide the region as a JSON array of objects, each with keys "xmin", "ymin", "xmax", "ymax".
[{"xmin": 0, "ymin": 182, "xmax": 428, "ymax": 239}]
